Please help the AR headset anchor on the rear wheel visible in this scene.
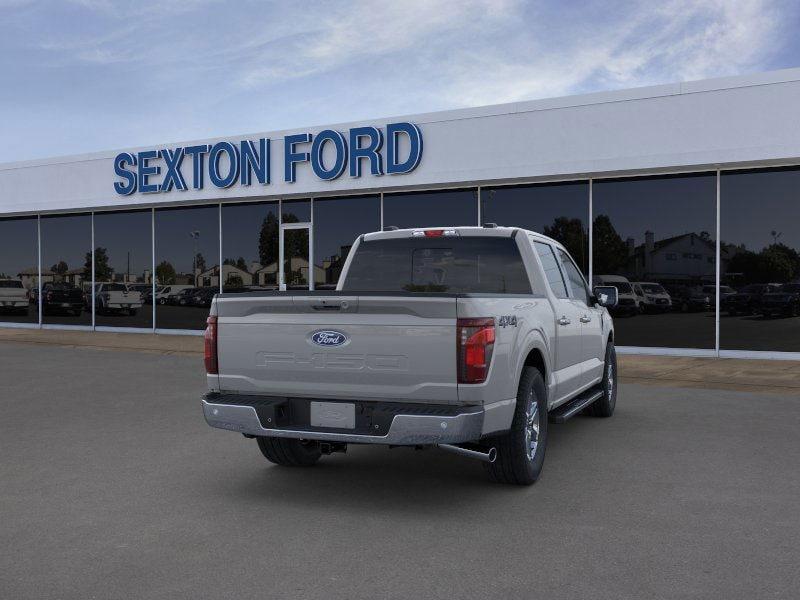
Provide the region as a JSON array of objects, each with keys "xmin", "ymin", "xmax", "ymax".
[
  {"xmin": 485, "ymin": 367, "xmax": 548, "ymax": 486},
  {"xmin": 256, "ymin": 437, "xmax": 322, "ymax": 467},
  {"xmin": 588, "ymin": 342, "xmax": 617, "ymax": 418}
]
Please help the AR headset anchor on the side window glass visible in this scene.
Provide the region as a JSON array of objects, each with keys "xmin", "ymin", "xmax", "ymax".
[
  {"xmin": 558, "ymin": 248, "xmax": 590, "ymax": 305},
  {"xmin": 533, "ymin": 240, "xmax": 568, "ymax": 299}
]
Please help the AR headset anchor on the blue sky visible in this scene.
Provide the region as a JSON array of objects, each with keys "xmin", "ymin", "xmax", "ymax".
[{"xmin": 1, "ymin": 0, "xmax": 799, "ymax": 163}]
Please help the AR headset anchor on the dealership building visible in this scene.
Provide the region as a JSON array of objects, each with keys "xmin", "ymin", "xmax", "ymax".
[{"xmin": 1, "ymin": 68, "xmax": 799, "ymax": 359}]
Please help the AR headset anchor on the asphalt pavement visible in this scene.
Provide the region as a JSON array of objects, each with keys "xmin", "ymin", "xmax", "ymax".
[{"xmin": 1, "ymin": 343, "xmax": 798, "ymax": 599}]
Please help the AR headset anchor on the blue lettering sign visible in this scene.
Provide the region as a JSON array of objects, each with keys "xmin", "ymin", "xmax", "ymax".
[
  {"xmin": 208, "ymin": 142, "xmax": 240, "ymax": 188},
  {"xmin": 113, "ymin": 123, "xmax": 421, "ymax": 195},
  {"xmin": 311, "ymin": 129, "xmax": 347, "ymax": 181},
  {"xmin": 240, "ymin": 139, "xmax": 270, "ymax": 186},
  {"xmin": 137, "ymin": 150, "xmax": 160, "ymax": 194},
  {"xmin": 113, "ymin": 152, "xmax": 137, "ymax": 195},
  {"xmin": 349, "ymin": 126, "xmax": 384, "ymax": 177},
  {"xmin": 386, "ymin": 122, "xmax": 423, "ymax": 175},
  {"xmin": 284, "ymin": 133, "xmax": 311, "ymax": 183}
]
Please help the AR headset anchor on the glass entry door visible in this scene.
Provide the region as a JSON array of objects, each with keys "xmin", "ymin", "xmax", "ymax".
[{"xmin": 279, "ymin": 223, "xmax": 313, "ymax": 290}]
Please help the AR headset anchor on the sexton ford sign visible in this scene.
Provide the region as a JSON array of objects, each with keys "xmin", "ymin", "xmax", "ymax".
[{"xmin": 112, "ymin": 122, "xmax": 423, "ymax": 196}]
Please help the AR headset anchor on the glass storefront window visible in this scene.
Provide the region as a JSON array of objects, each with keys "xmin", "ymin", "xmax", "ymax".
[
  {"xmin": 93, "ymin": 210, "xmax": 153, "ymax": 329},
  {"xmin": 39, "ymin": 214, "xmax": 92, "ymax": 326},
  {"xmin": 313, "ymin": 195, "xmax": 381, "ymax": 290},
  {"xmin": 383, "ymin": 189, "xmax": 478, "ymax": 229},
  {"xmin": 593, "ymin": 174, "xmax": 717, "ymax": 349},
  {"xmin": 720, "ymin": 167, "xmax": 800, "ymax": 352},
  {"xmin": 221, "ymin": 201, "xmax": 279, "ymax": 291},
  {"xmin": 0, "ymin": 217, "xmax": 39, "ymax": 324},
  {"xmin": 154, "ymin": 205, "xmax": 219, "ymax": 330},
  {"xmin": 282, "ymin": 199, "xmax": 311, "ymax": 223},
  {"xmin": 481, "ymin": 182, "xmax": 589, "ymax": 275}
]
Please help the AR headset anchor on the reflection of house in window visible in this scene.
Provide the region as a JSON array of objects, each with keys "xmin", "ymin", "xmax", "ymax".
[
  {"xmin": 626, "ymin": 231, "xmax": 721, "ymax": 284},
  {"xmin": 318, "ymin": 245, "xmax": 353, "ymax": 288},
  {"xmin": 196, "ymin": 264, "xmax": 253, "ymax": 288}
]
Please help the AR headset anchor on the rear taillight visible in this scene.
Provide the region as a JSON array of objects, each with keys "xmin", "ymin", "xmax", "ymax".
[
  {"xmin": 204, "ymin": 315, "xmax": 218, "ymax": 374},
  {"xmin": 457, "ymin": 317, "xmax": 495, "ymax": 384}
]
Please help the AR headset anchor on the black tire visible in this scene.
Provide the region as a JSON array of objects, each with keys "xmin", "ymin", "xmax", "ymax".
[
  {"xmin": 256, "ymin": 436, "xmax": 322, "ymax": 467},
  {"xmin": 588, "ymin": 342, "xmax": 617, "ymax": 418},
  {"xmin": 485, "ymin": 367, "xmax": 548, "ymax": 486}
]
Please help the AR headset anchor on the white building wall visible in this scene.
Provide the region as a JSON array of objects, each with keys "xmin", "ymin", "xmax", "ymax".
[{"xmin": 1, "ymin": 68, "xmax": 800, "ymax": 215}]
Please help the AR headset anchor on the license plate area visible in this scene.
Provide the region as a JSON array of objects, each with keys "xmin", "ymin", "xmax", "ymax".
[{"xmin": 310, "ymin": 401, "xmax": 355, "ymax": 429}]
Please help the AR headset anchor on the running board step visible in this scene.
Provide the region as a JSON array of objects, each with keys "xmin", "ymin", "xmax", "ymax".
[{"xmin": 549, "ymin": 387, "xmax": 604, "ymax": 423}]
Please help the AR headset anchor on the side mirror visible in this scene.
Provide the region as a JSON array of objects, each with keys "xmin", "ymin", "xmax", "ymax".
[{"xmin": 593, "ymin": 286, "xmax": 618, "ymax": 308}]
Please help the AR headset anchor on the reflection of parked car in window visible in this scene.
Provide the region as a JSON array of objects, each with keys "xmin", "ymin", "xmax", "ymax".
[
  {"xmin": 189, "ymin": 287, "xmax": 216, "ymax": 308},
  {"xmin": 593, "ymin": 275, "xmax": 637, "ymax": 316},
  {"xmin": 41, "ymin": 282, "xmax": 84, "ymax": 315},
  {"xmin": 700, "ymin": 284, "xmax": 735, "ymax": 307},
  {"xmin": 171, "ymin": 287, "xmax": 201, "ymax": 306},
  {"xmin": 759, "ymin": 283, "xmax": 800, "ymax": 318},
  {"xmin": 632, "ymin": 282, "xmax": 671, "ymax": 313},
  {"xmin": 124, "ymin": 283, "xmax": 149, "ymax": 302},
  {"xmin": 667, "ymin": 285, "xmax": 711, "ymax": 312},
  {"xmin": 155, "ymin": 285, "xmax": 193, "ymax": 305},
  {"xmin": 93, "ymin": 283, "xmax": 143, "ymax": 315},
  {"xmin": 0, "ymin": 279, "xmax": 30, "ymax": 314},
  {"xmin": 722, "ymin": 283, "xmax": 781, "ymax": 316}
]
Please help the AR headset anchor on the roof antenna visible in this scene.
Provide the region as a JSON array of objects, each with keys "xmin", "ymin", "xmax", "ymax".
[
  {"xmin": 483, "ymin": 222, "xmax": 498, "ymax": 228},
  {"xmin": 383, "ymin": 225, "xmax": 399, "ymax": 231}
]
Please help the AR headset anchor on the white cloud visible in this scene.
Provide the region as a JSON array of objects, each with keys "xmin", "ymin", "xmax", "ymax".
[{"xmin": 428, "ymin": 0, "xmax": 785, "ymax": 107}]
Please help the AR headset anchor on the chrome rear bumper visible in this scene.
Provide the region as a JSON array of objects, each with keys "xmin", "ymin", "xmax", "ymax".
[{"xmin": 202, "ymin": 398, "xmax": 485, "ymax": 445}]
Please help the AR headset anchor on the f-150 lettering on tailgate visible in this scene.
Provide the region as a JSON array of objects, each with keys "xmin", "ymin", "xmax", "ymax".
[{"xmin": 256, "ymin": 352, "xmax": 409, "ymax": 371}]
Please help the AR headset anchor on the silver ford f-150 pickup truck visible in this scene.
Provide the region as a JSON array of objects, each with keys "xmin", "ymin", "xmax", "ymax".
[{"xmin": 202, "ymin": 225, "xmax": 619, "ymax": 485}]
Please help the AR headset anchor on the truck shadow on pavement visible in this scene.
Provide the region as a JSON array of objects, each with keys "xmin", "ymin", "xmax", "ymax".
[{"xmin": 203, "ymin": 416, "xmax": 604, "ymax": 513}]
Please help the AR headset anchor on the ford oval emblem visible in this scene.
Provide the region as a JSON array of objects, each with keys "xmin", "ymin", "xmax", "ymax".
[{"xmin": 310, "ymin": 330, "xmax": 349, "ymax": 347}]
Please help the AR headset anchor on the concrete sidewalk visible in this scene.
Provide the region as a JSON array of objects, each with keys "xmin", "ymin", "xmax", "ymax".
[{"xmin": 0, "ymin": 327, "xmax": 797, "ymax": 394}]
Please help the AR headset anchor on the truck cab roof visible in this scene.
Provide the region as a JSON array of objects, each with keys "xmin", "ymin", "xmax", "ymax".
[{"xmin": 362, "ymin": 225, "xmax": 563, "ymax": 247}]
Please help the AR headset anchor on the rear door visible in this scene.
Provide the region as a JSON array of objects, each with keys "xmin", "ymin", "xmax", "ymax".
[
  {"xmin": 216, "ymin": 294, "xmax": 459, "ymax": 403},
  {"xmin": 532, "ymin": 240, "xmax": 584, "ymax": 399},
  {"xmin": 556, "ymin": 247, "xmax": 604, "ymax": 386}
]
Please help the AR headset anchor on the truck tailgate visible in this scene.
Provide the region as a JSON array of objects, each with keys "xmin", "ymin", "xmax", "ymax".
[{"xmin": 216, "ymin": 295, "xmax": 458, "ymax": 403}]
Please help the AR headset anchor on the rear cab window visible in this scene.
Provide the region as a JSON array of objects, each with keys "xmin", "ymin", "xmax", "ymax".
[
  {"xmin": 342, "ymin": 236, "xmax": 532, "ymax": 294},
  {"xmin": 532, "ymin": 240, "xmax": 568, "ymax": 299}
]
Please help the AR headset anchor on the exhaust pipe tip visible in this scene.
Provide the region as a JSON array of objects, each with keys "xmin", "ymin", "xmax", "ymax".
[{"xmin": 437, "ymin": 443, "xmax": 497, "ymax": 463}]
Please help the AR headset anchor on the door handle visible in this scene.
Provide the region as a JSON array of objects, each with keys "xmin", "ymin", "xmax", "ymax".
[
  {"xmin": 580, "ymin": 315, "xmax": 592, "ymax": 323},
  {"xmin": 558, "ymin": 316, "xmax": 571, "ymax": 326}
]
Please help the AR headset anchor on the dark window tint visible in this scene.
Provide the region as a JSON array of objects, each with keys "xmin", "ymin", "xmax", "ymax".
[
  {"xmin": 221, "ymin": 201, "xmax": 278, "ymax": 290},
  {"xmin": 313, "ymin": 195, "xmax": 380, "ymax": 290},
  {"xmin": 383, "ymin": 189, "xmax": 478, "ymax": 229},
  {"xmin": 721, "ymin": 167, "xmax": 800, "ymax": 352},
  {"xmin": 93, "ymin": 210, "xmax": 152, "ymax": 329},
  {"xmin": 342, "ymin": 236, "xmax": 531, "ymax": 294},
  {"xmin": 558, "ymin": 248, "xmax": 589, "ymax": 305},
  {"xmin": 0, "ymin": 217, "xmax": 38, "ymax": 324},
  {"xmin": 533, "ymin": 241, "xmax": 568, "ymax": 299},
  {"xmin": 40, "ymin": 214, "xmax": 92, "ymax": 326},
  {"xmin": 482, "ymin": 182, "xmax": 589, "ymax": 275},
  {"xmin": 593, "ymin": 174, "xmax": 717, "ymax": 349},
  {"xmin": 282, "ymin": 199, "xmax": 310, "ymax": 223},
  {"xmin": 155, "ymin": 205, "xmax": 219, "ymax": 330}
]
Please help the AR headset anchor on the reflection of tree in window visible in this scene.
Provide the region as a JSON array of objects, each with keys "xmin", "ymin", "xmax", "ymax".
[
  {"xmin": 156, "ymin": 261, "xmax": 177, "ymax": 284},
  {"xmin": 51, "ymin": 261, "xmax": 68, "ymax": 276},
  {"xmin": 83, "ymin": 247, "xmax": 112, "ymax": 282},
  {"xmin": 592, "ymin": 215, "xmax": 629, "ymax": 274},
  {"xmin": 543, "ymin": 216, "xmax": 587, "ymax": 274}
]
